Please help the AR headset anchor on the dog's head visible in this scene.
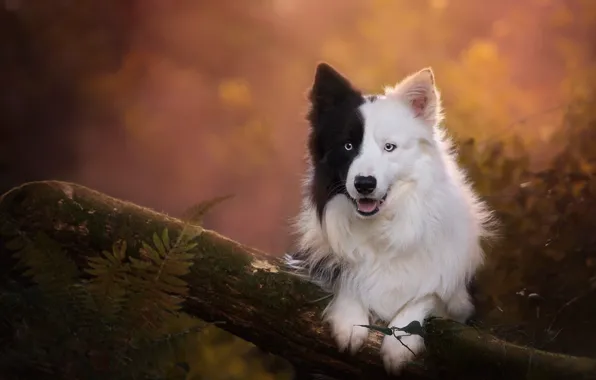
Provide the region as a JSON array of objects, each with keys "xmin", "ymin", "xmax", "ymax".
[{"xmin": 306, "ymin": 63, "xmax": 443, "ymax": 221}]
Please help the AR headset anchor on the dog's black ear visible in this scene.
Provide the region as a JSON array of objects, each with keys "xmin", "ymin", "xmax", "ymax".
[{"xmin": 309, "ymin": 62, "xmax": 359, "ymax": 111}]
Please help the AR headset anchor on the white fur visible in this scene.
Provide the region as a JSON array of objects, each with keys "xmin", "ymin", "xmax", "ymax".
[{"xmin": 288, "ymin": 68, "xmax": 495, "ymax": 374}]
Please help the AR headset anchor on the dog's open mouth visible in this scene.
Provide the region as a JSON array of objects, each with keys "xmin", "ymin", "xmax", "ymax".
[{"xmin": 353, "ymin": 194, "xmax": 388, "ymax": 217}]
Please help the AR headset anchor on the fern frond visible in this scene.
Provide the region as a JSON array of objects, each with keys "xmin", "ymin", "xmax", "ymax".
[
  {"xmin": 1, "ymin": 224, "xmax": 201, "ymax": 380},
  {"xmin": 84, "ymin": 240, "xmax": 130, "ymax": 319},
  {"xmin": 161, "ymin": 228, "xmax": 171, "ymax": 250},
  {"xmin": 180, "ymin": 194, "xmax": 234, "ymax": 225},
  {"xmin": 11, "ymin": 232, "xmax": 81, "ymax": 295},
  {"xmin": 115, "ymin": 227, "xmax": 196, "ymax": 334},
  {"xmin": 6, "ymin": 233, "xmax": 96, "ymax": 332}
]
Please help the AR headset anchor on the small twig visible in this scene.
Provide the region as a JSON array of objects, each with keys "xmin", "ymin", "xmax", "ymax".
[
  {"xmin": 393, "ymin": 332, "xmax": 415, "ymax": 356},
  {"xmin": 547, "ymin": 288, "xmax": 596, "ymax": 332},
  {"xmin": 308, "ymin": 294, "xmax": 333, "ymax": 304}
]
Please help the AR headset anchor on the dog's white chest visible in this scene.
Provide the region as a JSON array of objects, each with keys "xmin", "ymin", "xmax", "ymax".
[{"xmin": 346, "ymin": 252, "xmax": 433, "ymax": 322}]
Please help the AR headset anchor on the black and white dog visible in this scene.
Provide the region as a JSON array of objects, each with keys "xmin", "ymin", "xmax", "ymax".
[{"xmin": 285, "ymin": 63, "xmax": 494, "ymax": 374}]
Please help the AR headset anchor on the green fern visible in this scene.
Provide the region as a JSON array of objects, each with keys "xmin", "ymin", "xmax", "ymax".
[
  {"xmin": 84, "ymin": 240, "xmax": 130, "ymax": 319},
  {"xmin": 0, "ymin": 225, "xmax": 203, "ymax": 379},
  {"xmin": 10, "ymin": 232, "xmax": 81, "ymax": 295},
  {"xmin": 180, "ymin": 194, "xmax": 234, "ymax": 225},
  {"xmin": 118, "ymin": 228, "xmax": 197, "ymax": 333},
  {"xmin": 0, "ymin": 193, "xmax": 240, "ymax": 379},
  {"xmin": 8, "ymin": 232, "xmax": 99, "ymax": 333}
]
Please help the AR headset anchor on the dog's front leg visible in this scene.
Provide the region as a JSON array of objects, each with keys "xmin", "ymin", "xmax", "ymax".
[
  {"xmin": 325, "ymin": 289, "xmax": 370, "ymax": 355},
  {"xmin": 444, "ymin": 284, "xmax": 475, "ymax": 324},
  {"xmin": 380, "ymin": 294, "xmax": 437, "ymax": 375}
]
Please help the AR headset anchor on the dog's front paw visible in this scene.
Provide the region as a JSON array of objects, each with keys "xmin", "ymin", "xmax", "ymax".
[
  {"xmin": 445, "ymin": 289, "xmax": 475, "ymax": 324},
  {"xmin": 380, "ymin": 333, "xmax": 424, "ymax": 375},
  {"xmin": 330, "ymin": 315, "xmax": 370, "ymax": 355},
  {"xmin": 325, "ymin": 295, "xmax": 370, "ymax": 355}
]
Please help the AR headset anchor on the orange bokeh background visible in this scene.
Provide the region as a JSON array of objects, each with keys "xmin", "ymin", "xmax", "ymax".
[{"xmin": 2, "ymin": 0, "xmax": 595, "ymax": 254}]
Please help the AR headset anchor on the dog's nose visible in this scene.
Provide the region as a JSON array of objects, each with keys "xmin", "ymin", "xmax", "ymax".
[{"xmin": 354, "ymin": 175, "xmax": 376, "ymax": 195}]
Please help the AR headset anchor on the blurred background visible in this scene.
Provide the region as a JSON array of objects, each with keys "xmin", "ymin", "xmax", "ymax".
[
  {"xmin": 1, "ymin": 0, "xmax": 596, "ymax": 378},
  {"xmin": 1, "ymin": 0, "xmax": 594, "ymax": 255}
]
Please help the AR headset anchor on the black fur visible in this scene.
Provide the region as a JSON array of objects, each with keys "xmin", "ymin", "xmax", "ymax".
[
  {"xmin": 286, "ymin": 63, "xmax": 371, "ymax": 291},
  {"xmin": 306, "ymin": 63, "xmax": 367, "ymax": 222}
]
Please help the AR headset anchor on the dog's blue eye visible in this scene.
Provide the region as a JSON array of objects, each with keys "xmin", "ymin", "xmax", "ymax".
[
  {"xmin": 344, "ymin": 143, "xmax": 353, "ymax": 151},
  {"xmin": 384, "ymin": 143, "xmax": 397, "ymax": 152}
]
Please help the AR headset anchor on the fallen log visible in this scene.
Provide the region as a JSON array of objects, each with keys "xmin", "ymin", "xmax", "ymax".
[{"xmin": 0, "ymin": 181, "xmax": 595, "ymax": 379}]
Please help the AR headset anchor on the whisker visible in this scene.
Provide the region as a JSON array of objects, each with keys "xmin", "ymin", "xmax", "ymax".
[{"xmin": 325, "ymin": 182, "xmax": 347, "ymax": 200}]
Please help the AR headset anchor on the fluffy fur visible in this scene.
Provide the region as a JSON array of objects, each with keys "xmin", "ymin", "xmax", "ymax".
[{"xmin": 285, "ymin": 63, "xmax": 495, "ymax": 374}]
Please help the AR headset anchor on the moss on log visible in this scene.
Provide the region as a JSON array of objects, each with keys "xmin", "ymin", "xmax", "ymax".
[{"xmin": 0, "ymin": 181, "xmax": 595, "ymax": 380}]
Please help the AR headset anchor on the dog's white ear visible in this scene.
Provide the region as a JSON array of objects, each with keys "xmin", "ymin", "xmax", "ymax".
[{"xmin": 388, "ymin": 68, "xmax": 442, "ymax": 127}]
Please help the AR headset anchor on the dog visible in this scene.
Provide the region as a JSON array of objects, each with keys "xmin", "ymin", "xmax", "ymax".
[{"xmin": 285, "ymin": 62, "xmax": 495, "ymax": 375}]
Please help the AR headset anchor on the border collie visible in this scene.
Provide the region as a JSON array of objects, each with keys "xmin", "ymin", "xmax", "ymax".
[{"xmin": 285, "ymin": 63, "xmax": 495, "ymax": 374}]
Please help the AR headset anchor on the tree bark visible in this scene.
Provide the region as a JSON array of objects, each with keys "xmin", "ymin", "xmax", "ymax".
[{"xmin": 0, "ymin": 181, "xmax": 595, "ymax": 380}]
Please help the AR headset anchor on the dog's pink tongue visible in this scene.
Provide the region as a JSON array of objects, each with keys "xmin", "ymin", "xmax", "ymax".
[{"xmin": 356, "ymin": 199, "xmax": 378, "ymax": 213}]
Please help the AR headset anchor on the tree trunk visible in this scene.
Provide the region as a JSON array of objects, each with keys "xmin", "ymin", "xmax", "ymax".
[{"xmin": 0, "ymin": 181, "xmax": 595, "ymax": 380}]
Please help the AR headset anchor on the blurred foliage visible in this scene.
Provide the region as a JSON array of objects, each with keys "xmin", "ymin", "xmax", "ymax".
[
  {"xmin": 0, "ymin": 228, "xmax": 200, "ymax": 379},
  {"xmin": 0, "ymin": 198, "xmax": 293, "ymax": 380},
  {"xmin": 459, "ymin": 90, "xmax": 596, "ymax": 358}
]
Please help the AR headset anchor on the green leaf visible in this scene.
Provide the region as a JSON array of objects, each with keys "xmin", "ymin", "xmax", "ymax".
[
  {"xmin": 86, "ymin": 265, "xmax": 107, "ymax": 276},
  {"xmin": 178, "ymin": 242, "xmax": 198, "ymax": 253},
  {"xmin": 141, "ymin": 242, "xmax": 161, "ymax": 263},
  {"xmin": 106, "ymin": 246, "xmax": 122, "ymax": 265},
  {"xmin": 161, "ymin": 228, "xmax": 171, "ymax": 251},
  {"xmin": 89, "ymin": 256, "xmax": 107, "ymax": 266},
  {"xmin": 160, "ymin": 274, "xmax": 188, "ymax": 288},
  {"xmin": 152, "ymin": 232, "xmax": 166, "ymax": 255},
  {"xmin": 357, "ymin": 324, "xmax": 394, "ymax": 335},
  {"xmin": 160, "ymin": 264, "xmax": 193, "ymax": 276},
  {"xmin": 395, "ymin": 320, "xmax": 425, "ymax": 336},
  {"xmin": 155, "ymin": 282, "xmax": 187, "ymax": 296},
  {"xmin": 130, "ymin": 256, "xmax": 153, "ymax": 271},
  {"xmin": 118, "ymin": 240, "xmax": 128, "ymax": 260}
]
